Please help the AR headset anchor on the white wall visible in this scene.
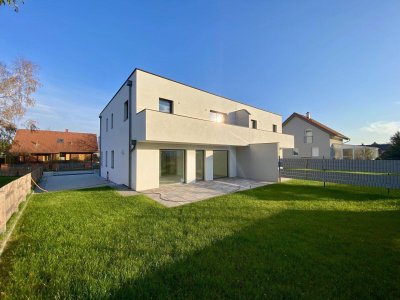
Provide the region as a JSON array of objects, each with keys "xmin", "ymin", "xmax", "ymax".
[
  {"xmin": 99, "ymin": 73, "xmax": 136, "ymax": 187},
  {"xmin": 234, "ymin": 109, "xmax": 250, "ymax": 127},
  {"xmin": 136, "ymin": 70, "xmax": 283, "ymax": 133},
  {"xmin": 236, "ymin": 143, "xmax": 279, "ymax": 182},
  {"xmin": 133, "ymin": 109, "xmax": 294, "ymax": 148}
]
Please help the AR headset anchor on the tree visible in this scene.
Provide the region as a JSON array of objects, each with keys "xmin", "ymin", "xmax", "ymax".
[
  {"xmin": 381, "ymin": 131, "xmax": 400, "ymax": 160},
  {"xmin": 0, "ymin": 0, "xmax": 23, "ymax": 11},
  {"xmin": 0, "ymin": 58, "xmax": 40, "ymax": 158}
]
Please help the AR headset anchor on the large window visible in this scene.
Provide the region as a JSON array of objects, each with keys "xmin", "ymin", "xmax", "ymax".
[
  {"xmin": 111, "ymin": 150, "xmax": 114, "ymax": 169},
  {"xmin": 213, "ymin": 150, "xmax": 228, "ymax": 179},
  {"xmin": 210, "ymin": 110, "xmax": 226, "ymax": 123},
  {"xmin": 305, "ymin": 129, "xmax": 313, "ymax": 144},
  {"xmin": 159, "ymin": 98, "xmax": 173, "ymax": 113},
  {"xmin": 160, "ymin": 150, "xmax": 185, "ymax": 184},
  {"xmin": 124, "ymin": 100, "xmax": 129, "ymax": 121}
]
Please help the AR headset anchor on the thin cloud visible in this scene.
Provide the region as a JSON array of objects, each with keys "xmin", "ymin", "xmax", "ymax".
[
  {"xmin": 362, "ymin": 121, "xmax": 400, "ymax": 134},
  {"xmin": 18, "ymin": 83, "xmax": 105, "ymax": 134}
]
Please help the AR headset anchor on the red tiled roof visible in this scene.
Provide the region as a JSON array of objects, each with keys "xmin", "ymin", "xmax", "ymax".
[
  {"xmin": 283, "ymin": 113, "xmax": 350, "ymax": 140},
  {"xmin": 10, "ymin": 129, "xmax": 98, "ymax": 154}
]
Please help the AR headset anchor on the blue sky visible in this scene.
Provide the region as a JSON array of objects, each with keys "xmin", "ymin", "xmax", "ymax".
[{"xmin": 1, "ymin": 0, "xmax": 399, "ymax": 144}]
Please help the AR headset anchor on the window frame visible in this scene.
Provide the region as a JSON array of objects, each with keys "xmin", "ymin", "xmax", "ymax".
[
  {"xmin": 304, "ymin": 129, "xmax": 313, "ymax": 144},
  {"xmin": 272, "ymin": 124, "xmax": 277, "ymax": 132},
  {"xmin": 124, "ymin": 100, "xmax": 129, "ymax": 121},
  {"xmin": 312, "ymin": 147, "xmax": 319, "ymax": 157},
  {"xmin": 210, "ymin": 110, "xmax": 227, "ymax": 123},
  {"xmin": 251, "ymin": 119, "xmax": 257, "ymax": 129},
  {"xmin": 159, "ymin": 98, "xmax": 173, "ymax": 114}
]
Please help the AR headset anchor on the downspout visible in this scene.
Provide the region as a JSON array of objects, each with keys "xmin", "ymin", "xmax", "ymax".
[
  {"xmin": 127, "ymin": 79, "xmax": 133, "ymax": 189},
  {"xmin": 99, "ymin": 115, "xmax": 102, "ymax": 177}
]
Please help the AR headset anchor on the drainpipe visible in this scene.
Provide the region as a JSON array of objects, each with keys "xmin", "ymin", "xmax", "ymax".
[
  {"xmin": 127, "ymin": 79, "xmax": 133, "ymax": 189},
  {"xmin": 99, "ymin": 115, "xmax": 102, "ymax": 177}
]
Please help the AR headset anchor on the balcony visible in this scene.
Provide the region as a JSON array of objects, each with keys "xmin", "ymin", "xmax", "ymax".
[{"xmin": 133, "ymin": 109, "xmax": 294, "ymax": 147}]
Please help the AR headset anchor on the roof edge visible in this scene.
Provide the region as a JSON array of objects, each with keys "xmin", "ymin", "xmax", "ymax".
[
  {"xmin": 283, "ymin": 112, "xmax": 350, "ymax": 140},
  {"xmin": 99, "ymin": 68, "xmax": 282, "ymax": 117}
]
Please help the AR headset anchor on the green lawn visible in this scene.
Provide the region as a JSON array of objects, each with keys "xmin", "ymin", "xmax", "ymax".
[
  {"xmin": 0, "ymin": 180, "xmax": 399, "ymax": 298},
  {"xmin": 0, "ymin": 176, "xmax": 19, "ymax": 188}
]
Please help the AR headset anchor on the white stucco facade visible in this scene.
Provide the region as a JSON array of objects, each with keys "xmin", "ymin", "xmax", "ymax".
[{"xmin": 99, "ymin": 69, "xmax": 294, "ymax": 191}]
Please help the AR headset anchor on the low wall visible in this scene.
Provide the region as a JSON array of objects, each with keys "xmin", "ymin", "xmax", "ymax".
[{"xmin": 0, "ymin": 168, "xmax": 43, "ymax": 233}]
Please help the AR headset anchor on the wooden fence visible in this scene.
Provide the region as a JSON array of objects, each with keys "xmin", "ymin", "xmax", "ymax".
[{"xmin": 0, "ymin": 168, "xmax": 43, "ymax": 233}]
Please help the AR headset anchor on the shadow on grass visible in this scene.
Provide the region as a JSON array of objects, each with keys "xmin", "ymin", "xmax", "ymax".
[{"xmin": 109, "ymin": 209, "xmax": 400, "ymax": 299}]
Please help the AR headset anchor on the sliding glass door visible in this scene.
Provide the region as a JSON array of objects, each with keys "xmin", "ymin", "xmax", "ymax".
[
  {"xmin": 213, "ymin": 150, "xmax": 228, "ymax": 179},
  {"xmin": 160, "ymin": 150, "xmax": 185, "ymax": 184}
]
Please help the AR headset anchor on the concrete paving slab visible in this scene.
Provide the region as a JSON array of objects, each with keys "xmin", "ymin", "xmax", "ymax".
[{"xmin": 137, "ymin": 177, "xmax": 272, "ymax": 207}]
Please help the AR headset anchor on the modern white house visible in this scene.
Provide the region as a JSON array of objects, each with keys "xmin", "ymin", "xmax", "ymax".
[
  {"xmin": 282, "ymin": 112, "xmax": 378, "ymax": 159},
  {"xmin": 99, "ymin": 69, "xmax": 294, "ymax": 191}
]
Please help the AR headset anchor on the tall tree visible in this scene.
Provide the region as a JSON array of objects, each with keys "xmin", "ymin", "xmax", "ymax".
[
  {"xmin": 0, "ymin": 58, "xmax": 40, "ymax": 156},
  {"xmin": 381, "ymin": 131, "xmax": 400, "ymax": 160},
  {"xmin": 0, "ymin": 0, "xmax": 23, "ymax": 11}
]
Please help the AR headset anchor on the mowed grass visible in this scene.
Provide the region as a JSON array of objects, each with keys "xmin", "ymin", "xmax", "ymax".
[
  {"xmin": 0, "ymin": 181, "xmax": 399, "ymax": 299},
  {"xmin": 0, "ymin": 176, "xmax": 19, "ymax": 188}
]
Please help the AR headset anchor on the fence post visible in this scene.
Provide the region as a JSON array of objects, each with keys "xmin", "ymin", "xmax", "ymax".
[
  {"xmin": 278, "ymin": 156, "xmax": 281, "ymax": 183},
  {"xmin": 322, "ymin": 156, "xmax": 326, "ymax": 187}
]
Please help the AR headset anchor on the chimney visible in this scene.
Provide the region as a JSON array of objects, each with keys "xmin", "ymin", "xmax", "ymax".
[
  {"xmin": 65, "ymin": 129, "xmax": 69, "ymax": 133},
  {"xmin": 306, "ymin": 112, "xmax": 311, "ymax": 119}
]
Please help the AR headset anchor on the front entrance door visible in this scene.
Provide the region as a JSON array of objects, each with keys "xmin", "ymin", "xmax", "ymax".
[{"xmin": 196, "ymin": 150, "xmax": 204, "ymax": 181}]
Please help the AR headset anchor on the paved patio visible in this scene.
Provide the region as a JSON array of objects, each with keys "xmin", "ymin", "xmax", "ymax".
[{"xmin": 116, "ymin": 177, "xmax": 272, "ymax": 207}]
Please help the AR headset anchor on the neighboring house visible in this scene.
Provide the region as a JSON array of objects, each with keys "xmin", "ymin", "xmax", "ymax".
[
  {"xmin": 10, "ymin": 129, "xmax": 98, "ymax": 163},
  {"xmin": 283, "ymin": 112, "xmax": 349, "ymax": 159},
  {"xmin": 368, "ymin": 142, "xmax": 391, "ymax": 158},
  {"xmin": 282, "ymin": 112, "xmax": 379, "ymax": 159},
  {"xmin": 99, "ymin": 68, "xmax": 294, "ymax": 191}
]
